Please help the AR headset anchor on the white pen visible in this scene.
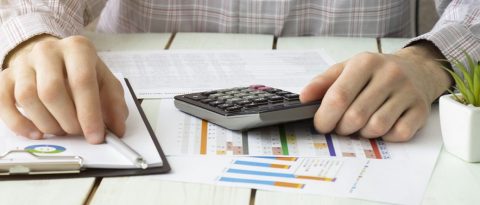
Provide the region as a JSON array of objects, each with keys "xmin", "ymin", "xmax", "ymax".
[{"xmin": 105, "ymin": 132, "xmax": 148, "ymax": 169}]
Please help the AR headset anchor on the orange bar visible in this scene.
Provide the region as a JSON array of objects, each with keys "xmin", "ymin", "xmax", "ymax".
[
  {"xmin": 296, "ymin": 175, "xmax": 336, "ymax": 182},
  {"xmin": 273, "ymin": 181, "xmax": 305, "ymax": 189},
  {"xmin": 369, "ymin": 139, "xmax": 382, "ymax": 159},
  {"xmin": 270, "ymin": 164, "xmax": 291, "ymax": 169},
  {"xmin": 200, "ymin": 120, "xmax": 208, "ymax": 155},
  {"xmin": 275, "ymin": 157, "xmax": 298, "ymax": 161}
]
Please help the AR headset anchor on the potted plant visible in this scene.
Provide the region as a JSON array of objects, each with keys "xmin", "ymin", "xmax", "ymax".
[{"xmin": 439, "ymin": 53, "xmax": 480, "ymax": 162}]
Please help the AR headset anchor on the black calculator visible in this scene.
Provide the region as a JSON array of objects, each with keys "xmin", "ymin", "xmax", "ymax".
[{"xmin": 174, "ymin": 85, "xmax": 320, "ymax": 130}]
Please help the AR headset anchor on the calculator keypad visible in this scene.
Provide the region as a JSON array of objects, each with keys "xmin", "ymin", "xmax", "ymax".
[{"xmin": 175, "ymin": 85, "xmax": 306, "ymax": 116}]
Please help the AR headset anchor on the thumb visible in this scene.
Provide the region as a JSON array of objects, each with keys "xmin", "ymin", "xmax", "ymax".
[{"xmin": 300, "ymin": 62, "xmax": 344, "ymax": 103}]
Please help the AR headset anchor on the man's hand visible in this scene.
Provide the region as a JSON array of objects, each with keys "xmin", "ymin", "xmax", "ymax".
[
  {"xmin": 0, "ymin": 34, "xmax": 128, "ymax": 144},
  {"xmin": 300, "ymin": 41, "xmax": 452, "ymax": 142}
]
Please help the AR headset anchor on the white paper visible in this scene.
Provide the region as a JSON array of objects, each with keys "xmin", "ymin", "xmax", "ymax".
[
  {"xmin": 152, "ymin": 106, "xmax": 443, "ymax": 205},
  {"xmin": 99, "ymin": 50, "xmax": 335, "ymax": 98},
  {"xmin": 0, "ymin": 76, "xmax": 162, "ymax": 169}
]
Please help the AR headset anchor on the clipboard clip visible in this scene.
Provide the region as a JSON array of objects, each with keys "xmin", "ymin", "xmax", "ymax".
[{"xmin": 0, "ymin": 150, "xmax": 84, "ymax": 175}]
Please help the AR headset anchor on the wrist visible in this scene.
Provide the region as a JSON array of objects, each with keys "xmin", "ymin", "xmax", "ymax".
[
  {"xmin": 3, "ymin": 34, "xmax": 59, "ymax": 69},
  {"xmin": 395, "ymin": 40, "xmax": 453, "ymax": 102}
]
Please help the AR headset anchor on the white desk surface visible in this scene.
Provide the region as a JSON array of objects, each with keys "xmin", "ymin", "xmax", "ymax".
[{"xmin": 3, "ymin": 33, "xmax": 480, "ymax": 205}]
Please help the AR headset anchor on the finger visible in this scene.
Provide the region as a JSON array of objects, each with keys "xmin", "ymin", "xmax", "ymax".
[
  {"xmin": 30, "ymin": 44, "xmax": 81, "ymax": 135},
  {"xmin": 359, "ymin": 92, "xmax": 414, "ymax": 138},
  {"xmin": 0, "ymin": 70, "xmax": 43, "ymax": 139},
  {"xmin": 62, "ymin": 36, "xmax": 105, "ymax": 144},
  {"xmin": 300, "ymin": 62, "xmax": 344, "ymax": 103},
  {"xmin": 381, "ymin": 103, "xmax": 429, "ymax": 142},
  {"xmin": 98, "ymin": 61, "xmax": 128, "ymax": 137},
  {"xmin": 313, "ymin": 56, "xmax": 376, "ymax": 133},
  {"xmin": 14, "ymin": 65, "xmax": 65, "ymax": 135},
  {"xmin": 335, "ymin": 75, "xmax": 393, "ymax": 135}
]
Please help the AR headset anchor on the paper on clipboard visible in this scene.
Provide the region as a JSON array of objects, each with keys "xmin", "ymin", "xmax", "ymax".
[{"xmin": 0, "ymin": 76, "xmax": 163, "ymax": 173}]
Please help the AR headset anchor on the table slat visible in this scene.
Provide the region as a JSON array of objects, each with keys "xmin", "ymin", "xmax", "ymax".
[
  {"xmin": 170, "ymin": 32, "xmax": 274, "ymax": 50},
  {"xmin": 0, "ymin": 178, "xmax": 95, "ymax": 205}
]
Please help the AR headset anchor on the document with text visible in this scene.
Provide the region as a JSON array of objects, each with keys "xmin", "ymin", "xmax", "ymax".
[{"xmin": 99, "ymin": 50, "xmax": 334, "ymax": 98}]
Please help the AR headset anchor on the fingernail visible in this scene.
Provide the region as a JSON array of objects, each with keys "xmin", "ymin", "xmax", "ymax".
[
  {"xmin": 88, "ymin": 132, "xmax": 105, "ymax": 144},
  {"xmin": 29, "ymin": 131, "xmax": 43, "ymax": 140}
]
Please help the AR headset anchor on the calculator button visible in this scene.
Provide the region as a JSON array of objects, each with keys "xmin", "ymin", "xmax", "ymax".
[
  {"xmin": 265, "ymin": 88, "xmax": 281, "ymax": 93},
  {"xmin": 236, "ymin": 100, "xmax": 251, "ymax": 105},
  {"xmin": 243, "ymin": 95, "xmax": 258, "ymax": 101},
  {"xmin": 209, "ymin": 100, "xmax": 224, "ymax": 106},
  {"xmin": 226, "ymin": 98, "xmax": 242, "ymax": 104},
  {"xmin": 276, "ymin": 91, "xmax": 291, "ymax": 96},
  {"xmin": 257, "ymin": 86, "xmax": 272, "ymax": 91},
  {"xmin": 218, "ymin": 95, "xmax": 234, "ymax": 100},
  {"xmin": 250, "ymin": 90, "xmax": 264, "ymax": 95},
  {"xmin": 186, "ymin": 94, "xmax": 206, "ymax": 101},
  {"xmin": 218, "ymin": 103, "xmax": 234, "ymax": 109},
  {"xmin": 244, "ymin": 103, "xmax": 258, "ymax": 108},
  {"xmin": 233, "ymin": 93, "xmax": 248, "ymax": 98},
  {"xmin": 208, "ymin": 93, "xmax": 223, "ymax": 99},
  {"xmin": 225, "ymin": 91, "xmax": 240, "ymax": 95},
  {"xmin": 225, "ymin": 105, "xmax": 242, "ymax": 113},
  {"xmin": 267, "ymin": 95, "xmax": 284, "ymax": 102},
  {"xmin": 258, "ymin": 93, "xmax": 274, "ymax": 98},
  {"xmin": 249, "ymin": 85, "xmax": 265, "ymax": 89},
  {"xmin": 253, "ymin": 98, "xmax": 268, "ymax": 104},
  {"xmin": 284, "ymin": 93, "xmax": 300, "ymax": 100},
  {"xmin": 200, "ymin": 98, "xmax": 215, "ymax": 103}
]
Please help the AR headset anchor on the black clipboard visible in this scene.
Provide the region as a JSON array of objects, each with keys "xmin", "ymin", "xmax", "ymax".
[{"xmin": 0, "ymin": 78, "xmax": 170, "ymax": 180}]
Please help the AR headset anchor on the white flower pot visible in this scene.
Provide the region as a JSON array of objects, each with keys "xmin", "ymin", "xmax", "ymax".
[{"xmin": 439, "ymin": 94, "xmax": 480, "ymax": 162}]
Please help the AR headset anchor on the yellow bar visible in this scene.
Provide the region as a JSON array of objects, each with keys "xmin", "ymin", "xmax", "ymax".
[
  {"xmin": 270, "ymin": 164, "xmax": 290, "ymax": 169},
  {"xmin": 200, "ymin": 120, "xmax": 208, "ymax": 155},
  {"xmin": 273, "ymin": 181, "xmax": 305, "ymax": 189},
  {"xmin": 296, "ymin": 175, "xmax": 335, "ymax": 181}
]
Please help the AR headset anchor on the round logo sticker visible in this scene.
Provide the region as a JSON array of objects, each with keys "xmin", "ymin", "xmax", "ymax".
[{"xmin": 25, "ymin": 144, "xmax": 66, "ymax": 154}]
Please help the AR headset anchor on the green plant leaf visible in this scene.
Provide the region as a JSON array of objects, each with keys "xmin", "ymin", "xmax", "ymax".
[
  {"xmin": 475, "ymin": 61, "xmax": 480, "ymax": 106},
  {"xmin": 453, "ymin": 58, "xmax": 473, "ymax": 93},
  {"xmin": 443, "ymin": 66, "xmax": 472, "ymax": 104},
  {"xmin": 443, "ymin": 53, "xmax": 480, "ymax": 106}
]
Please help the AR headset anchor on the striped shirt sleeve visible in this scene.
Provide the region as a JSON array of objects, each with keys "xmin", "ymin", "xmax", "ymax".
[
  {"xmin": 0, "ymin": 0, "xmax": 106, "ymax": 69},
  {"xmin": 408, "ymin": 0, "xmax": 480, "ymax": 72}
]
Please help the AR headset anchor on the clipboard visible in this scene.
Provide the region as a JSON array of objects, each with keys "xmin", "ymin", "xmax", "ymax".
[{"xmin": 0, "ymin": 78, "xmax": 170, "ymax": 180}]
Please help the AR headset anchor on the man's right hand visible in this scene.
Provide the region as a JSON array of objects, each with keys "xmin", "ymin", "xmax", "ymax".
[{"xmin": 0, "ymin": 35, "xmax": 128, "ymax": 144}]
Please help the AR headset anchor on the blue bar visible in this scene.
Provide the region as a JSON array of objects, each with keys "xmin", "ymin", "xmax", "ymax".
[
  {"xmin": 234, "ymin": 160, "xmax": 272, "ymax": 167},
  {"xmin": 325, "ymin": 134, "xmax": 336, "ymax": 156},
  {"xmin": 227, "ymin": 168, "xmax": 295, "ymax": 178},
  {"xmin": 219, "ymin": 177, "xmax": 275, "ymax": 186}
]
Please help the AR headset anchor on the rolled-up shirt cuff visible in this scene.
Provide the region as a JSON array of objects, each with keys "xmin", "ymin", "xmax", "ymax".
[
  {"xmin": 0, "ymin": 13, "xmax": 76, "ymax": 69},
  {"xmin": 406, "ymin": 23, "xmax": 480, "ymax": 75}
]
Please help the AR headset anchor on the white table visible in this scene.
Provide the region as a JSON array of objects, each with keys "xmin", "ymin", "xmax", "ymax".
[{"xmin": 2, "ymin": 32, "xmax": 479, "ymax": 205}]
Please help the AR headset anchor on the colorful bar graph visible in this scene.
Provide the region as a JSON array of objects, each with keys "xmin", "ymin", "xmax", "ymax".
[
  {"xmin": 369, "ymin": 139, "xmax": 382, "ymax": 159},
  {"xmin": 219, "ymin": 177, "xmax": 305, "ymax": 189},
  {"xmin": 226, "ymin": 168, "xmax": 336, "ymax": 182},
  {"xmin": 234, "ymin": 160, "xmax": 290, "ymax": 169}
]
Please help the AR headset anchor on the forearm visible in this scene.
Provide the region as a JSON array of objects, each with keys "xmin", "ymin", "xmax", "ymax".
[{"xmin": 0, "ymin": 0, "xmax": 106, "ymax": 69}]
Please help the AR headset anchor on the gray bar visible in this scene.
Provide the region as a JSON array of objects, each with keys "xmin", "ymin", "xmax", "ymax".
[{"xmin": 242, "ymin": 131, "xmax": 249, "ymax": 155}]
